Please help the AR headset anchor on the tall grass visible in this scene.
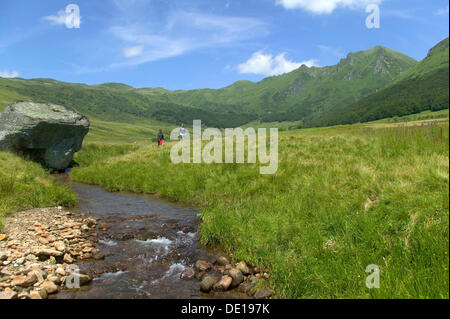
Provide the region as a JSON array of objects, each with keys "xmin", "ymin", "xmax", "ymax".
[
  {"xmin": 73, "ymin": 143, "xmax": 140, "ymax": 167},
  {"xmin": 71, "ymin": 122, "xmax": 449, "ymax": 298},
  {"xmin": 0, "ymin": 152, "xmax": 76, "ymax": 229}
]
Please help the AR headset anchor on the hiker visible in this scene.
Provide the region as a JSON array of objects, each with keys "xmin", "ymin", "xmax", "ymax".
[
  {"xmin": 157, "ymin": 129, "xmax": 164, "ymax": 146},
  {"xmin": 179, "ymin": 123, "xmax": 187, "ymax": 140}
]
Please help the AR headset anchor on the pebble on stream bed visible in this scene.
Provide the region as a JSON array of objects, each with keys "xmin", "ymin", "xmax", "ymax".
[
  {"xmin": 184, "ymin": 258, "xmax": 276, "ymax": 299},
  {"xmin": 0, "ymin": 207, "xmax": 275, "ymax": 299},
  {"xmin": 0, "ymin": 207, "xmax": 98, "ymax": 299}
]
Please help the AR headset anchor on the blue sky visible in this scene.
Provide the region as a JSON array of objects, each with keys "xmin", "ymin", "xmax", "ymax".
[{"xmin": 0, "ymin": 0, "xmax": 448, "ymax": 89}]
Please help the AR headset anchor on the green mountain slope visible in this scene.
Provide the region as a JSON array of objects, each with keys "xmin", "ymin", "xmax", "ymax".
[
  {"xmin": 3, "ymin": 41, "xmax": 443, "ymax": 129},
  {"xmin": 397, "ymin": 37, "xmax": 449, "ymax": 80},
  {"xmin": 313, "ymin": 38, "xmax": 449, "ymax": 126},
  {"xmin": 0, "ymin": 77, "xmax": 256, "ymax": 127},
  {"xmin": 150, "ymin": 46, "xmax": 417, "ymax": 124}
]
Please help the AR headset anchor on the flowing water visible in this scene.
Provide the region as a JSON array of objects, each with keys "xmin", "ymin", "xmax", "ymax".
[{"xmin": 53, "ymin": 176, "xmax": 231, "ymax": 299}]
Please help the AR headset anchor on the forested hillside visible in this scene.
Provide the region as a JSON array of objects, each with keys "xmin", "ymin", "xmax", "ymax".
[{"xmin": 0, "ymin": 78, "xmax": 255, "ymax": 127}]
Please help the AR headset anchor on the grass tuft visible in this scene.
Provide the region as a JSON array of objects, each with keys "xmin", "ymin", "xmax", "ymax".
[{"xmin": 0, "ymin": 152, "xmax": 76, "ymax": 229}]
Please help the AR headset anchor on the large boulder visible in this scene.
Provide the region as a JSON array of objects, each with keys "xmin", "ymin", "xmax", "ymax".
[{"xmin": 0, "ymin": 101, "xmax": 89, "ymax": 170}]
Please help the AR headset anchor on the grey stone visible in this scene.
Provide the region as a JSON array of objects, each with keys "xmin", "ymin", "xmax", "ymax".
[
  {"xmin": 213, "ymin": 275, "xmax": 232, "ymax": 292},
  {"xmin": 237, "ymin": 277, "xmax": 258, "ymax": 294},
  {"xmin": 235, "ymin": 261, "xmax": 251, "ymax": 275},
  {"xmin": 0, "ymin": 101, "xmax": 89, "ymax": 170},
  {"xmin": 200, "ymin": 274, "xmax": 220, "ymax": 292},
  {"xmin": 68, "ymin": 273, "xmax": 92, "ymax": 286},
  {"xmin": 0, "ymin": 251, "xmax": 8, "ymax": 261},
  {"xmin": 180, "ymin": 268, "xmax": 195, "ymax": 279},
  {"xmin": 195, "ymin": 271, "xmax": 207, "ymax": 281},
  {"xmin": 229, "ymin": 268, "xmax": 244, "ymax": 288},
  {"xmin": 254, "ymin": 289, "xmax": 275, "ymax": 299},
  {"xmin": 216, "ymin": 256, "xmax": 230, "ymax": 266},
  {"xmin": 195, "ymin": 260, "xmax": 212, "ymax": 272}
]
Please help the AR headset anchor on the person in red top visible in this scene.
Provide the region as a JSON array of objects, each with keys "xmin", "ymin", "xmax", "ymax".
[{"xmin": 157, "ymin": 130, "xmax": 164, "ymax": 146}]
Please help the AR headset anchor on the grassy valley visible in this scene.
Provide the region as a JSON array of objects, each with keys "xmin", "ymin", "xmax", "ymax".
[
  {"xmin": 0, "ymin": 111, "xmax": 448, "ymax": 297},
  {"xmin": 70, "ymin": 118, "xmax": 449, "ymax": 298}
]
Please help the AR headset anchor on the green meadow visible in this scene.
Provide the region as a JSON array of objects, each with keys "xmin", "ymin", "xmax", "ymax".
[
  {"xmin": 0, "ymin": 152, "xmax": 76, "ymax": 228},
  {"xmin": 69, "ymin": 117, "xmax": 449, "ymax": 299},
  {"xmin": 85, "ymin": 118, "xmax": 174, "ymax": 144},
  {"xmin": 0, "ymin": 108, "xmax": 448, "ymax": 298}
]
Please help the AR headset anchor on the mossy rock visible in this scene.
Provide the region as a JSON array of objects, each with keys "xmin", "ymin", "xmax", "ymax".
[{"xmin": 0, "ymin": 101, "xmax": 90, "ymax": 170}]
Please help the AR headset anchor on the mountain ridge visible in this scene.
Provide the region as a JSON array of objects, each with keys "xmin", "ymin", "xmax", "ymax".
[
  {"xmin": 312, "ymin": 37, "xmax": 449, "ymax": 126},
  {"xmin": 1, "ymin": 40, "xmax": 447, "ymax": 128},
  {"xmin": 145, "ymin": 44, "xmax": 417, "ymax": 124}
]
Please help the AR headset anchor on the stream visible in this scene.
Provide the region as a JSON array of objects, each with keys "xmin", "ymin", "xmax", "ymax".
[{"xmin": 53, "ymin": 175, "xmax": 241, "ymax": 299}]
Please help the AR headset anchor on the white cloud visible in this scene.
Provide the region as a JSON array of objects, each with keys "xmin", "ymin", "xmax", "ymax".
[
  {"xmin": 238, "ymin": 51, "xmax": 318, "ymax": 76},
  {"xmin": 43, "ymin": 7, "xmax": 82, "ymax": 26},
  {"xmin": 0, "ymin": 70, "xmax": 19, "ymax": 78},
  {"xmin": 276, "ymin": 0, "xmax": 382, "ymax": 14},
  {"xmin": 436, "ymin": 5, "xmax": 449, "ymax": 15},
  {"xmin": 108, "ymin": 11, "xmax": 267, "ymax": 68},
  {"xmin": 43, "ymin": 10, "xmax": 67, "ymax": 25},
  {"xmin": 109, "ymin": 28, "xmax": 191, "ymax": 67},
  {"xmin": 123, "ymin": 45, "xmax": 144, "ymax": 57}
]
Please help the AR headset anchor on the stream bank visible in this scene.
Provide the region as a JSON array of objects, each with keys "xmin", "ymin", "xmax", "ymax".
[{"xmin": 1, "ymin": 175, "xmax": 273, "ymax": 299}]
